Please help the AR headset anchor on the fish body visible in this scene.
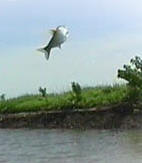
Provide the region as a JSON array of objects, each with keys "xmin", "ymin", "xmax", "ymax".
[{"xmin": 38, "ymin": 25, "xmax": 69, "ymax": 60}]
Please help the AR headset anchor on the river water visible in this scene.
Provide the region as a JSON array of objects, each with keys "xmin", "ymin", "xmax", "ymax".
[{"xmin": 0, "ymin": 129, "xmax": 142, "ymax": 163}]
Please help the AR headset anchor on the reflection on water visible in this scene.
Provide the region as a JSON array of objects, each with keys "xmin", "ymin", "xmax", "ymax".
[{"xmin": 0, "ymin": 129, "xmax": 142, "ymax": 163}]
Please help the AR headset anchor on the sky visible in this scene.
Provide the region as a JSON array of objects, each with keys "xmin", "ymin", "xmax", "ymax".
[{"xmin": 0, "ymin": 0, "xmax": 142, "ymax": 97}]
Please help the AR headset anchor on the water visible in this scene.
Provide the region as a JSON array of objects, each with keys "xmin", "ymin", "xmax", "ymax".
[{"xmin": 0, "ymin": 129, "xmax": 142, "ymax": 163}]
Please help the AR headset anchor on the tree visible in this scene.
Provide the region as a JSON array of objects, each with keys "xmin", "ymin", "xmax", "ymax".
[{"xmin": 118, "ymin": 56, "xmax": 142, "ymax": 103}]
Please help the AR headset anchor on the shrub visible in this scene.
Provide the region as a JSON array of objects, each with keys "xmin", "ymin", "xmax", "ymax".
[
  {"xmin": 38, "ymin": 87, "xmax": 47, "ymax": 97},
  {"xmin": 0, "ymin": 94, "xmax": 5, "ymax": 101},
  {"xmin": 70, "ymin": 82, "xmax": 82, "ymax": 108},
  {"xmin": 118, "ymin": 56, "xmax": 142, "ymax": 103}
]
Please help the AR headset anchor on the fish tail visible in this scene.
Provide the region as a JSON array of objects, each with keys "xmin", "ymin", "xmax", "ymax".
[{"xmin": 37, "ymin": 47, "xmax": 51, "ymax": 60}]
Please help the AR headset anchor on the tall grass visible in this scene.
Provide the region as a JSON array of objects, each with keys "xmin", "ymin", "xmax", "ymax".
[{"xmin": 0, "ymin": 84, "xmax": 128, "ymax": 113}]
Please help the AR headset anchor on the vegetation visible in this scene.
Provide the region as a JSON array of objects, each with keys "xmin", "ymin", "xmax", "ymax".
[
  {"xmin": 0, "ymin": 84, "xmax": 127, "ymax": 113},
  {"xmin": 1, "ymin": 56, "xmax": 142, "ymax": 114},
  {"xmin": 0, "ymin": 94, "xmax": 5, "ymax": 101},
  {"xmin": 38, "ymin": 87, "xmax": 47, "ymax": 97},
  {"xmin": 69, "ymin": 82, "xmax": 82, "ymax": 108},
  {"xmin": 118, "ymin": 56, "xmax": 142, "ymax": 103}
]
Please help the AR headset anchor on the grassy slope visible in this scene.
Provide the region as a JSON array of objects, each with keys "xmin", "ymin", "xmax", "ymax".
[{"xmin": 0, "ymin": 85, "xmax": 128, "ymax": 113}]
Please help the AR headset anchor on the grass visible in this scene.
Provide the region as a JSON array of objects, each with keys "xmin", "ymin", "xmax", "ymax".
[{"xmin": 0, "ymin": 84, "xmax": 128, "ymax": 113}]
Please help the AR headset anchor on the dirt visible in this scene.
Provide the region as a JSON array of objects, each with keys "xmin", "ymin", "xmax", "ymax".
[{"xmin": 0, "ymin": 103, "xmax": 141, "ymax": 129}]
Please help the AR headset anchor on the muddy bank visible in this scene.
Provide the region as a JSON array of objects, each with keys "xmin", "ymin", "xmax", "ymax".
[{"xmin": 0, "ymin": 103, "xmax": 141, "ymax": 129}]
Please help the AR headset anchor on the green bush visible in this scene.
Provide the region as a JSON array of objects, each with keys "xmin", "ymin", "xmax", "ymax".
[
  {"xmin": 38, "ymin": 87, "xmax": 47, "ymax": 97},
  {"xmin": 118, "ymin": 56, "xmax": 142, "ymax": 103},
  {"xmin": 70, "ymin": 82, "xmax": 82, "ymax": 108},
  {"xmin": 0, "ymin": 94, "xmax": 5, "ymax": 101}
]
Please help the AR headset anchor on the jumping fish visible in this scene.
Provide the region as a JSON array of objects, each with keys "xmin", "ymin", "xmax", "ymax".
[{"xmin": 37, "ymin": 25, "xmax": 69, "ymax": 60}]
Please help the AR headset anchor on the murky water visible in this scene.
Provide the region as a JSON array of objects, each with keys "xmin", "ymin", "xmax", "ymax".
[{"xmin": 0, "ymin": 129, "xmax": 142, "ymax": 163}]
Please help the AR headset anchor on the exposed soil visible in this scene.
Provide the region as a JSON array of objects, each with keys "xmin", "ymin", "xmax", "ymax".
[{"xmin": 0, "ymin": 103, "xmax": 141, "ymax": 129}]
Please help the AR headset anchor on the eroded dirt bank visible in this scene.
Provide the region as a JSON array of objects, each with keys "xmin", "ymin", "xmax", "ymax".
[{"xmin": 0, "ymin": 103, "xmax": 141, "ymax": 129}]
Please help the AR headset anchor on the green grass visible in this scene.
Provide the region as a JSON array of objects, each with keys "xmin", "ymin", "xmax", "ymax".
[{"xmin": 0, "ymin": 85, "xmax": 128, "ymax": 113}]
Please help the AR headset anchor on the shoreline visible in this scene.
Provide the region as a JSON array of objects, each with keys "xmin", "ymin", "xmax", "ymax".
[{"xmin": 0, "ymin": 103, "xmax": 141, "ymax": 129}]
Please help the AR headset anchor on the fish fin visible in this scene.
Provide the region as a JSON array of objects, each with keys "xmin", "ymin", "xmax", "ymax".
[
  {"xmin": 49, "ymin": 29, "xmax": 56, "ymax": 35},
  {"xmin": 37, "ymin": 47, "xmax": 51, "ymax": 60}
]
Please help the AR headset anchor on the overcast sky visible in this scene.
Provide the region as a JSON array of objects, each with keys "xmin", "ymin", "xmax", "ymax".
[{"xmin": 0, "ymin": 0, "xmax": 142, "ymax": 97}]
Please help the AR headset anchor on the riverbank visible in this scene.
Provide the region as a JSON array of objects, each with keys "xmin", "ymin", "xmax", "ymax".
[
  {"xmin": 0, "ymin": 102, "xmax": 141, "ymax": 129},
  {"xmin": 0, "ymin": 85, "xmax": 141, "ymax": 129}
]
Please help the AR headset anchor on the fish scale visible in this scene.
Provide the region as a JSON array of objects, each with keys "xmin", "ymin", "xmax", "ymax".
[{"xmin": 37, "ymin": 25, "xmax": 69, "ymax": 60}]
